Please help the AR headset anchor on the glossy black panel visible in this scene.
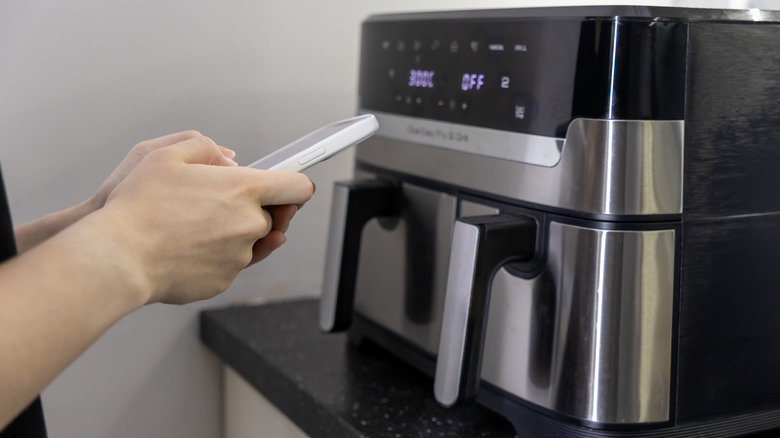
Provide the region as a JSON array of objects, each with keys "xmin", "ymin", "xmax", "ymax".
[
  {"xmin": 572, "ymin": 20, "xmax": 687, "ymax": 122},
  {"xmin": 358, "ymin": 15, "xmax": 687, "ymax": 138},
  {"xmin": 358, "ymin": 19, "xmax": 581, "ymax": 137}
]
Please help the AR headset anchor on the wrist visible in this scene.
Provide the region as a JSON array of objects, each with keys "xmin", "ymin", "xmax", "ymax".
[
  {"xmin": 83, "ymin": 193, "xmax": 103, "ymax": 214},
  {"xmin": 65, "ymin": 207, "xmax": 155, "ymax": 309}
]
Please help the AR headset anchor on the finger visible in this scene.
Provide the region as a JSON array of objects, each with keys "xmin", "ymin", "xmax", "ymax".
[
  {"xmin": 295, "ymin": 181, "xmax": 315, "ymax": 211},
  {"xmin": 217, "ymin": 146, "xmax": 238, "ymax": 163},
  {"xmin": 259, "ymin": 208, "xmax": 273, "ymax": 239},
  {"xmin": 248, "ymin": 231, "xmax": 286, "ymax": 266},
  {"xmin": 268, "ymin": 205, "xmax": 297, "ymax": 234},
  {"xmin": 167, "ymin": 136, "xmax": 238, "ymax": 167},
  {"xmin": 250, "ymin": 170, "xmax": 315, "ymax": 207},
  {"xmin": 141, "ymin": 130, "xmax": 203, "ymax": 150}
]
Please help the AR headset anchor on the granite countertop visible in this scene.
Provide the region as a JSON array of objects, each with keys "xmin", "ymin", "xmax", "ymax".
[
  {"xmin": 200, "ymin": 298, "xmax": 518, "ymax": 438},
  {"xmin": 200, "ymin": 298, "xmax": 780, "ymax": 438}
]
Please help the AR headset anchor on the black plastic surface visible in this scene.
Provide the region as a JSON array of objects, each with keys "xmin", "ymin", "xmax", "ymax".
[
  {"xmin": 323, "ymin": 179, "xmax": 401, "ymax": 332},
  {"xmin": 445, "ymin": 215, "xmax": 537, "ymax": 404},
  {"xmin": 359, "ymin": 13, "xmax": 688, "ymax": 138},
  {"xmin": 675, "ymin": 20, "xmax": 780, "ymax": 422}
]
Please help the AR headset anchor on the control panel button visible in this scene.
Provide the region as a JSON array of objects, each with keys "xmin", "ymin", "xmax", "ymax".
[
  {"xmin": 487, "ymin": 38, "xmax": 505, "ymax": 58},
  {"xmin": 511, "ymin": 93, "xmax": 538, "ymax": 124},
  {"xmin": 298, "ymin": 147, "xmax": 326, "ymax": 165}
]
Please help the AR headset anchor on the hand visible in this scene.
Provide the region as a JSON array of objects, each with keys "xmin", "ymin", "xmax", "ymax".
[
  {"xmin": 250, "ymin": 204, "xmax": 298, "ymax": 265},
  {"xmin": 100, "ymin": 135, "xmax": 314, "ymax": 305},
  {"xmin": 13, "ymin": 131, "xmax": 240, "ymax": 253},
  {"xmin": 91, "ymin": 130, "xmax": 237, "ymax": 211},
  {"xmin": 0, "ymin": 132, "xmax": 312, "ymax": 427}
]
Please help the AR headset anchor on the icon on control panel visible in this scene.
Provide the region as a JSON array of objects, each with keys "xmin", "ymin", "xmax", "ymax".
[
  {"xmin": 515, "ymin": 105, "xmax": 526, "ymax": 120},
  {"xmin": 487, "ymin": 39, "xmax": 505, "ymax": 58},
  {"xmin": 488, "ymin": 43, "xmax": 505, "ymax": 52},
  {"xmin": 512, "ymin": 94, "xmax": 536, "ymax": 123},
  {"xmin": 514, "ymin": 44, "xmax": 528, "ymax": 52}
]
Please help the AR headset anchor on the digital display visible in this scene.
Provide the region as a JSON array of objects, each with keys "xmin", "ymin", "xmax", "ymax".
[
  {"xmin": 461, "ymin": 73, "xmax": 485, "ymax": 91},
  {"xmin": 408, "ymin": 69, "xmax": 435, "ymax": 88}
]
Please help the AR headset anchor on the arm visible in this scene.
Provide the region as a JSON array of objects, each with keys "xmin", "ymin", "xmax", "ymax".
[
  {"xmin": 13, "ymin": 199, "xmax": 98, "ymax": 254},
  {"xmin": 0, "ymin": 135, "xmax": 314, "ymax": 428}
]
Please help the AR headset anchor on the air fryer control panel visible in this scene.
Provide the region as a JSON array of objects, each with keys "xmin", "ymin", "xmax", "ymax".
[
  {"xmin": 359, "ymin": 20, "xmax": 580, "ymax": 138},
  {"xmin": 359, "ymin": 14, "xmax": 687, "ymax": 139}
]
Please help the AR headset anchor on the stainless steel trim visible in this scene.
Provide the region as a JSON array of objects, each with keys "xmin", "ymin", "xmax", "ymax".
[
  {"xmin": 319, "ymin": 185, "xmax": 349, "ymax": 332},
  {"xmin": 480, "ymin": 222, "xmax": 675, "ymax": 424},
  {"xmin": 371, "ymin": 112, "xmax": 563, "ymax": 167},
  {"xmin": 356, "ymin": 116, "xmax": 684, "ymax": 216},
  {"xmin": 434, "ymin": 221, "xmax": 480, "ymax": 407},
  {"xmin": 459, "ymin": 200, "xmax": 500, "ymax": 217}
]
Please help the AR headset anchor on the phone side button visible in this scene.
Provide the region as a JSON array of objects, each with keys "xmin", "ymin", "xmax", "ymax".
[{"xmin": 298, "ymin": 147, "xmax": 327, "ymax": 165}]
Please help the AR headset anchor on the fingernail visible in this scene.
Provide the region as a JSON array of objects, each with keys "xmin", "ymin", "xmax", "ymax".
[
  {"xmin": 310, "ymin": 179, "xmax": 316, "ymax": 194},
  {"xmin": 219, "ymin": 146, "xmax": 237, "ymax": 159}
]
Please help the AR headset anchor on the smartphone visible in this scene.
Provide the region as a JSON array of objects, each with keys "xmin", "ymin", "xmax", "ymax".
[{"xmin": 248, "ymin": 114, "xmax": 378, "ymax": 172}]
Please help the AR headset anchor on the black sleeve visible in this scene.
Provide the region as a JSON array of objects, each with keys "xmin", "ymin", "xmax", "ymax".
[{"xmin": 0, "ymin": 165, "xmax": 48, "ymax": 438}]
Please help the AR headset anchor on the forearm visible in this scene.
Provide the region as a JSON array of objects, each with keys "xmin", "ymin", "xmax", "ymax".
[
  {"xmin": 13, "ymin": 197, "xmax": 99, "ymax": 253},
  {"xmin": 0, "ymin": 209, "xmax": 148, "ymax": 428},
  {"xmin": 0, "ymin": 134, "xmax": 314, "ymax": 429}
]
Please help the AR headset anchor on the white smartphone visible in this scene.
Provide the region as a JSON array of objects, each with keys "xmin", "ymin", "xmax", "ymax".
[{"xmin": 248, "ymin": 114, "xmax": 378, "ymax": 172}]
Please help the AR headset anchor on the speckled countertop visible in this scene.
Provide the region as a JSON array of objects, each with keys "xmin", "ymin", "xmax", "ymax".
[
  {"xmin": 200, "ymin": 298, "xmax": 518, "ymax": 438},
  {"xmin": 201, "ymin": 299, "xmax": 780, "ymax": 438}
]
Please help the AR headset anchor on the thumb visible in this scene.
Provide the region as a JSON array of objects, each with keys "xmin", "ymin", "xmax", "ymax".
[{"xmin": 170, "ymin": 135, "xmax": 238, "ymax": 167}]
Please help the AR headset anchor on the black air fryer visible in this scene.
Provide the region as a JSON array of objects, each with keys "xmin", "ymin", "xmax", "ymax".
[{"xmin": 319, "ymin": 6, "xmax": 780, "ymax": 437}]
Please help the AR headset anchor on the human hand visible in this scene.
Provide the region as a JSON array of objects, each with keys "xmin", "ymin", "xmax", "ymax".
[
  {"xmin": 250, "ymin": 204, "xmax": 299, "ymax": 265},
  {"xmin": 14, "ymin": 131, "xmax": 241, "ymax": 253},
  {"xmin": 99, "ymin": 135, "xmax": 314, "ymax": 305},
  {"xmin": 90, "ymin": 130, "xmax": 237, "ymax": 211}
]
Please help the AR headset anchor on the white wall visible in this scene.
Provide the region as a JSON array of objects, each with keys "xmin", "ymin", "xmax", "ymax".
[{"xmin": 0, "ymin": 0, "xmax": 769, "ymax": 437}]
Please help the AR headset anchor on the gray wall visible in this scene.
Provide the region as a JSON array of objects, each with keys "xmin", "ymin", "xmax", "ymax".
[{"xmin": 0, "ymin": 0, "xmax": 759, "ymax": 436}]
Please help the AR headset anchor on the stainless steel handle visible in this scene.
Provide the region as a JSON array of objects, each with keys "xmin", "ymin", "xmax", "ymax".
[
  {"xmin": 434, "ymin": 215, "xmax": 536, "ymax": 406},
  {"xmin": 319, "ymin": 179, "xmax": 401, "ymax": 332}
]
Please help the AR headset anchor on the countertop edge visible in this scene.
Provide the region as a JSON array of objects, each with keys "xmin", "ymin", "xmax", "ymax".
[{"xmin": 199, "ymin": 304, "xmax": 363, "ymax": 438}]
